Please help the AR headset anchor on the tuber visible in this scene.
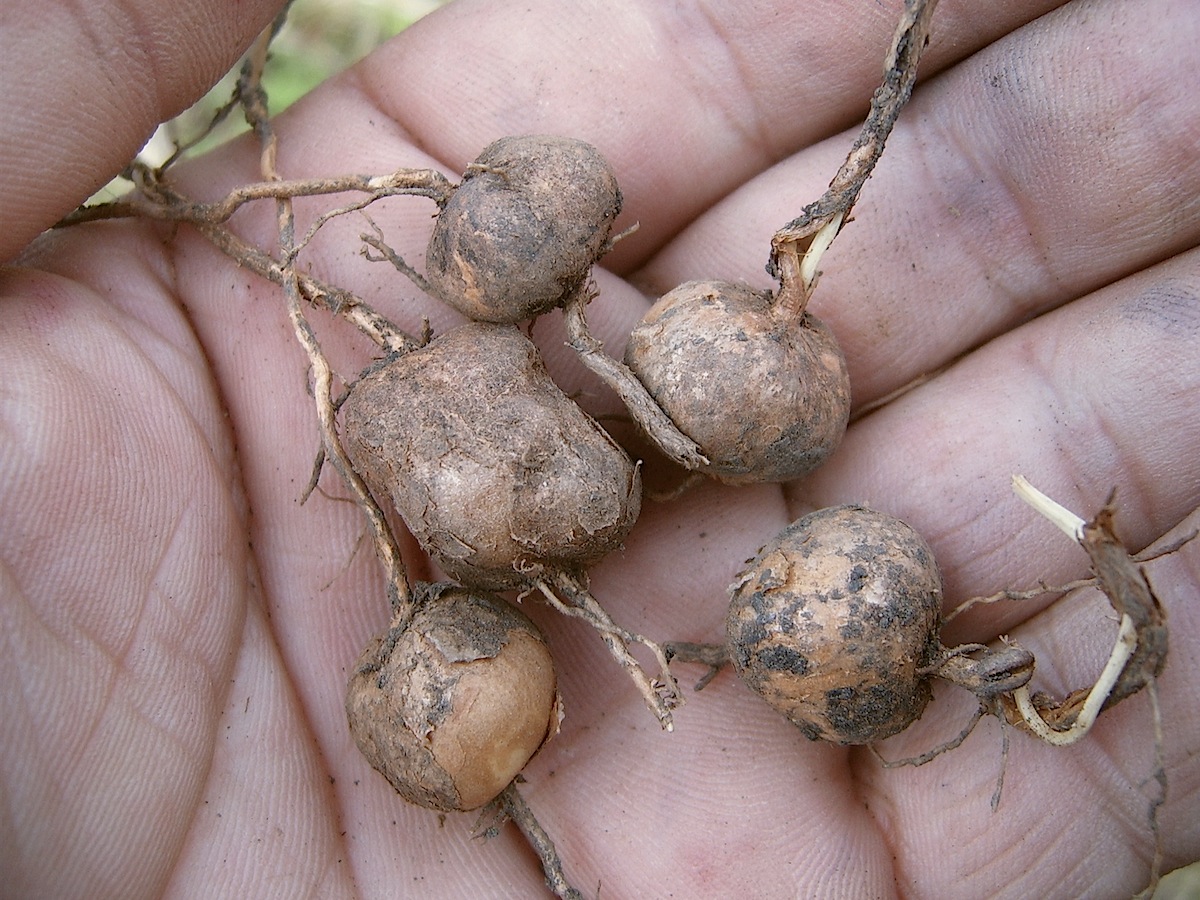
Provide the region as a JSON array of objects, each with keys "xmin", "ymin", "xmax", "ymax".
[
  {"xmin": 726, "ymin": 505, "xmax": 943, "ymax": 743},
  {"xmin": 346, "ymin": 583, "xmax": 560, "ymax": 812},
  {"xmin": 341, "ymin": 322, "xmax": 641, "ymax": 590},
  {"xmin": 624, "ymin": 280, "xmax": 851, "ymax": 483},
  {"xmin": 425, "ymin": 134, "xmax": 622, "ymax": 323}
]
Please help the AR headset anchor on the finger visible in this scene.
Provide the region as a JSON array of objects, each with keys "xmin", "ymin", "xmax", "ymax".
[
  {"xmin": 863, "ymin": 507, "xmax": 1200, "ymax": 896},
  {"xmin": 0, "ymin": 0, "xmax": 284, "ymax": 261},
  {"xmin": 637, "ymin": 0, "xmax": 1200, "ymax": 406},
  {"xmin": 163, "ymin": 606, "xmax": 357, "ymax": 897},
  {"xmin": 359, "ymin": 0, "xmax": 1066, "ymax": 270},
  {"xmin": 0, "ymin": 263, "xmax": 249, "ymax": 894}
]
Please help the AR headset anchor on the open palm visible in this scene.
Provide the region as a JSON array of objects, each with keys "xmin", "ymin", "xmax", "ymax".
[{"xmin": 3, "ymin": 1, "xmax": 1199, "ymax": 897}]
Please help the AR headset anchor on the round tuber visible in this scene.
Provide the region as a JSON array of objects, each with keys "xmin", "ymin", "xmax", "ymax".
[
  {"xmin": 346, "ymin": 583, "xmax": 560, "ymax": 812},
  {"xmin": 726, "ymin": 505, "xmax": 943, "ymax": 744},
  {"xmin": 425, "ymin": 134, "xmax": 622, "ymax": 323},
  {"xmin": 624, "ymin": 280, "xmax": 850, "ymax": 484}
]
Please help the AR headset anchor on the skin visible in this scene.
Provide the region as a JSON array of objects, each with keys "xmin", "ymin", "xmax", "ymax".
[{"xmin": 1, "ymin": 0, "xmax": 1198, "ymax": 897}]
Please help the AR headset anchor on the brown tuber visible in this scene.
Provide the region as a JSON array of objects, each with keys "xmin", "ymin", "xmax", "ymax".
[
  {"xmin": 726, "ymin": 505, "xmax": 943, "ymax": 744},
  {"xmin": 425, "ymin": 134, "xmax": 622, "ymax": 323},
  {"xmin": 623, "ymin": 280, "xmax": 851, "ymax": 484},
  {"xmin": 341, "ymin": 322, "xmax": 641, "ymax": 590},
  {"xmin": 346, "ymin": 583, "xmax": 559, "ymax": 812}
]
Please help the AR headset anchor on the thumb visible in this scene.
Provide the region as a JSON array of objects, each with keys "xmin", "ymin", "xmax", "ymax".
[{"xmin": 0, "ymin": 0, "xmax": 283, "ymax": 262}]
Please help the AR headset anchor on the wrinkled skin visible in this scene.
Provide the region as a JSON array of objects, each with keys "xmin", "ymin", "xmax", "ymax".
[{"xmin": 2, "ymin": 1, "xmax": 1199, "ymax": 898}]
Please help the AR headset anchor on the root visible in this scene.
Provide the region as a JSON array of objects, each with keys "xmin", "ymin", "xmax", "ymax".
[
  {"xmin": 479, "ymin": 783, "xmax": 586, "ymax": 900},
  {"xmin": 535, "ymin": 572, "xmax": 680, "ymax": 730},
  {"xmin": 1141, "ymin": 678, "xmax": 1166, "ymax": 898},
  {"xmin": 359, "ymin": 223, "xmax": 435, "ymax": 295},
  {"xmin": 943, "ymin": 577, "xmax": 1098, "ymax": 624},
  {"xmin": 237, "ymin": 17, "xmax": 413, "ymax": 624},
  {"xmin": 873, "ymin": 699, "xmax": 1011, "ymax": 811},
  {"xmin": 197, "ymin": 217, "xmax": 419, "ymax": 353},
  {"xmin": 873, "ymin": 703, "xmax": 986, "ymax": 769}
]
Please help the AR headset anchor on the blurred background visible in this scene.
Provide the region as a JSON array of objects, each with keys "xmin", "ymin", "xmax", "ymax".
[{"xmin": 133, "ymin": 0, "xmax": 450, "ymax": 171}]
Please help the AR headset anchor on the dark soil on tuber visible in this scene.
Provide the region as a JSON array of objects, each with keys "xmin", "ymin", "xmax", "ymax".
[
  {"xmin": 726, "ymin": 505, "xmax": 943, "ymax": 744},
  {"xmin": 425, "ymin": 134, "xmax": 622, "ymax": 323}
]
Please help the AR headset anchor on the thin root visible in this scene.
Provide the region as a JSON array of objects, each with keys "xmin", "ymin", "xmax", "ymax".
[
  {"xmin": 874, "ymin": 703, "xmax": 986, "ymax": 769},
  {"xmin": 490, "ymin": 783, "xmax": 587, "ymax": 900},
  {"xmin": 360, "ymin": 225, "xmax": 435, "ymax": 295},
  {"xmin": 536, "ymin": 574, "xmax": 680, "ymax": 730},
  {"xmin": 240, "ymin": 39, "xmax": 413, "ymax": 623}
]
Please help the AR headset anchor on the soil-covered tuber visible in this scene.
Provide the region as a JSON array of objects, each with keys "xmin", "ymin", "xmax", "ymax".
[
  {"xmin": 726, "ymin": 505, "xmax": 943, "ymax": 744},
  {"xmin": 341, "ymin": 322, "xmax": 641, "ymax": 589},
  {"xmin": 426, "ymin": 135, "xmax": 622, "ymax": 323},
  {"xmin": 346, "ymin": 584, "xmax": 559, "ymax": 812},
  {"xmin": 624, "ymin": 280, "xmax": 850, "ymax": 484}
]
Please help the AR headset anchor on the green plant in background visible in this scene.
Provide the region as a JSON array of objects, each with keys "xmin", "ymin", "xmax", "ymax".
[{"xmin": 99, "ymin": 0, "xmax": 445, "ymax": 187}]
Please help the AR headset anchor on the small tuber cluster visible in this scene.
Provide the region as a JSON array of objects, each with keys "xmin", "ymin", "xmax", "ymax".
[{"xmin": 64, "ymin": 3, "xmax": 1174, "ymax": 895}]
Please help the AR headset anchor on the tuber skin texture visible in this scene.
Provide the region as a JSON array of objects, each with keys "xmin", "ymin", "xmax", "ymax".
[
  {"xmin": 425, "ymin": 134, "xmax": 622, "ymax": 323},
  {"xmin": 346, "ymin": 584, "xmax": 560, "ymax": 812},
  {"xmin": 341, "ymin": 322, "xmax": 641, "ymax": 589},
  {"xmin": 624, "ymin": 280, "xmax": 850, "ymax": 484},
  {"xmin": 726, "ymin": 505, "xmax": 943, "ymax": 744}
]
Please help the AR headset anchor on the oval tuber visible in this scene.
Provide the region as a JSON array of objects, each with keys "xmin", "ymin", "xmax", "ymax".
[{"xmin": 341, "ymin": 322, "xmax": 641, "ymax": 589}]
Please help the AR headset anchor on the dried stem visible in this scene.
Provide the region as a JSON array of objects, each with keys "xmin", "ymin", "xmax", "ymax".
[
  {"xmin": 1005, "ymin": 475, "xmax": 1168, "ymax": 744},
  {"xmin": 535, "ymin": 573, "xmax": 680, "ymax": 730},
  {"xmin": 234, "ymin": 17, "xmax": 412, "ymax": 621},
  {"xmin": 562, "ymin": 287, "xmax": 708, "ymax": 470},
  {"xmin": 195, "ymin": 217, "xmax": 418, "ymax": 353},
  {"xmin": 663, "ymin": 640, "xmax": 729, "ymax": 691},
  {"xmin": 1011, "ymin": 614, "xmax": 1136, "ymax": 746},
  {"xmin": 1012, "ymin": 474, "xmax": 1085, "ymax": 541},
  {"xmin": 770, "ymin": 0, "xmax": 939, "ymax": 317},
  {"xmin": 491, "ymin": 784, "xmax": 587, "ymax": 900},
  {"xmin": 58, "ymin": 155, "xmax": 425, "ymax": 353},
  {"xmin": 60, "ymin": 165, "xmax": 454, "ymax": 230}
]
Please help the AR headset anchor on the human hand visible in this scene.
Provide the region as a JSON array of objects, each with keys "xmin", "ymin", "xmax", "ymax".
[{"xmin": 2, "ymin": 1, "xmax": 1198, "ymax": 898}]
